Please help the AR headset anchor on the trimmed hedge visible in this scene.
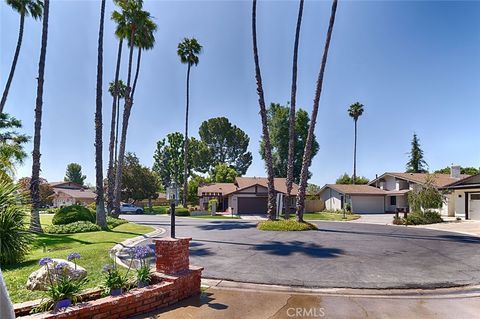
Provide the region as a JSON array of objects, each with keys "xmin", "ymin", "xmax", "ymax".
[
  {"xmin": 393, "ymin": 211, "xmax": 443, "ymax": 225},
  {"xmin": 52, "ymin": 205, "xmax": 95, "ymax": 225},
  {"xmin": 257, "ymin": 220, "xmax": 317, "ymax": 231},
  {"xmin": 45, "ymin": 221, "xmax": 101, "ymax": 234}
]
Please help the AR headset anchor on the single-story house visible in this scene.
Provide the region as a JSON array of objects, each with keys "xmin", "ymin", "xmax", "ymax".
[
  {"xmin": 319, "ymin": 184, "xmax": 388, "ymax": 214},
  {"xmin": 198, "ymin": 177, "xmax": 299, "ymax": 214},
  {"xmin": 440, "ymin": 173, "xmax": 480, "ymax": 220},
  {"xmin": 319, "ymin": 166, "xmax": 470, "ymax": 215},
  {"xmin": 50, "ymin": 181, "xmax": 96, "ymax": 207}
]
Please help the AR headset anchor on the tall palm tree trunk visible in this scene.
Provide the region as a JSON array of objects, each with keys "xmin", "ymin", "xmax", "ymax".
[
  {"xmin": 113, "ymin": 30, "xmax": 135, "ymax": 216},
  {"xmin": 353, "ymin": 119, "xmax": 357, "ymax": 185},
  {"xmin": 252, "ymin": 0, "xmax": 276, "ymax": 220},
  {"xmin": 94, "ymin": 0, "xmax": 107, "ymax": 228},
  {"xmin": 296, "ymin": 0, "xmax": 338, "ymax": 222},
  {"xmin": 30, "ymin": 0, "xmax": 49, "ymax": 233},
  {"xmin": 286, "ymin": 0, "xmax": 304, "ymax": 219},
  {"xmin": 0, "ymin": 13, "xmax": 25, "ymax": 114},
  {"xmin": 182, "ymin": 63, "xmax": 191, "ymax": 207},
  {"xmin": 107, "ymin": 39, "xmax": 123, "ymax": 214}
]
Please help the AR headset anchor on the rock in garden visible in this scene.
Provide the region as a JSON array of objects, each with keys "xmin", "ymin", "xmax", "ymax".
[{"xmin": 26, "ymin": 258, "xmax": 87, "ymax": 291}]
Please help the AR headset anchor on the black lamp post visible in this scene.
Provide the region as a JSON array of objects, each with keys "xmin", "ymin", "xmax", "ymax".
[{"xmin": 167, "ymin": 181, "xmax": 179, "ymax": 238}]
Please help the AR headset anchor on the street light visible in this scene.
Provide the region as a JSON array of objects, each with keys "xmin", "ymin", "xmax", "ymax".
[{"xmin": 166, "ymin": 181, "xmax": 179, "ymax": 238}]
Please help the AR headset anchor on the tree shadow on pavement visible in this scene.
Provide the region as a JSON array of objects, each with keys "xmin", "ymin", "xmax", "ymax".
[
  {"xmin": 253, "ymin": 240, "xmax": 343, "ymax": 258},
  {"xmin": 196, "ymin": 221, "xmax": 256, "ymax": 231}
]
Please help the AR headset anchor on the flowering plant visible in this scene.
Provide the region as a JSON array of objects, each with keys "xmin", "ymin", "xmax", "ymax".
[
  {"xmin": 39, "ymin": 253, "xmax": 86, "ymax": 309},
  {"xmin": 133, "ymin": 246, "xmax": 154, "ymax": 286},
  {"xmin": 102, "ymin": 249, "xmax": 129, "ymax": 294}
]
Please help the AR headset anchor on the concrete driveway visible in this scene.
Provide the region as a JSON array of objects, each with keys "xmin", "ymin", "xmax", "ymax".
[
  {"xmin": 122, "ymin": 214, "xmax": 480, "ymax": 289},
  {"xmin": 351, "ymin": 213, "xmax": 396, "ymax": 225},
  {"xmin": 133, "ymin": 286, "xmax": 480, "ymax": 319}
]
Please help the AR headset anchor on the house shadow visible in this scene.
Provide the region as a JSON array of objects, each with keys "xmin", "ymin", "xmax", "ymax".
[
  {"xmin": 253, "ymin": 240, "xmax": 343, "ymax": 258},
  {"xmin": 196, "ymin": 221, "xmax": 256, "ymax": 231}
]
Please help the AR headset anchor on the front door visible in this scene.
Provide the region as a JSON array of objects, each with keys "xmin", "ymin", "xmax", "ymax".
[{"xmin": 469, "ymin": 193, "xmax": 480, "ymax": 220}]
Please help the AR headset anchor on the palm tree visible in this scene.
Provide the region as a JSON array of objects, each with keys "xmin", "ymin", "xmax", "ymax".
[
  {"xmin": 252, "ymin": 0, "xmax": 276, "ymax": 220},
  {"xmin": 107, "ymin": 0, "xmax": 130, "ymax": 214},
  {"xmin": 94, "ymin": 0, "xmax": 107, "ymax": 229},
  {"xmin": 29, "ymin": 0, "xmax": 49, "ymax": 233},
  {"xmin": 113, "ymin": 2, "xmax": 156, "ymax": 216},
  {"xmin": 286, "ymin": 0, "xmax": 304, "ymax": 219},
  {"xmin": 177, "ymin": 38, "xmax": 202, "ymax": 207},
  {"xmin": 1, "ymin": 0, "xmax": 44, "ymax": 113},
  {"xmin": 296, "ymin": 0, "xmax": 338, "ymax": 222},
  {"xmin": 348, "ymin": 102, "xmax": 364, "ymax": 184},
  {"xmin": 0, "ymin": 113, "xmax": 29, "ymax": 181}
]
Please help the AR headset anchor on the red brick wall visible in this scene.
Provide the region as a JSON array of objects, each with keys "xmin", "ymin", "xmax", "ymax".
[
  {"xmin": 17, "ymin": 237, "xmax": 203, "ymax": 319},
  {"xmin": 18, "ymin": 269, "xmax": 202, "ymax": 319},
  {"xmin": 155, "ymin": 237, "xmax": 191, "ymax": 274}
]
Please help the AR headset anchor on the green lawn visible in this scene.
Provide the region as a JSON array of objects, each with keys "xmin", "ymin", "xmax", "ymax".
[
  {"xmin": 3, "ymin": 215, "xmax": 153, "ymax": 303},
  {"xmin": 189, "ymin": 214, "xmax": 240, "ymax": 219},
  {"xmin": 300, "ymin": 212, "xmax": 360, "ymax": 221}
]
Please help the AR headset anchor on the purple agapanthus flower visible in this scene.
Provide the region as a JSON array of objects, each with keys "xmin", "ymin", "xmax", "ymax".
[
  {"xmin": 39, "ymin": 257, "xmax": 53, "ymax": 266},
  {"xmin": 67, "ymin": 252, "xmax": 81, "ymax": 261},
  {"xmin": 55, "ymin": 262, "xmax": 69, "ymax": 271},
  {"xmin": 102, "ymin": 264, "xmax": 114, "ymax": 273},
  {"xmin": 134, "ymin": 246, "xmax": 154, "ymax": 260}
]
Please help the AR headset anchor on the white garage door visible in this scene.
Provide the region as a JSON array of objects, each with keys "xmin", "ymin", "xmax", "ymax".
[
  {"xmin": 352, "ymin": 196, "xmax": 384, "ymax": 214},
  {"xmin": 469, "ymin": 193, "xmax": 480, "ymax": 220}
]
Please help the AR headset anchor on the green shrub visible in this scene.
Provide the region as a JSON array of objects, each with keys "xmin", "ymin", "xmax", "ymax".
[
  {"xmin": 392, "ymin": 216, "xmax": 404, "ymax": 225},
  {"xmin": 0, "ymin": 181, "xmax": 32, "ymax": 265},
  {"xmin": 45, "ymin": 221, "xmax": 102, "ymax": 234},
  {"xmin": 400, "ymin": 211, "xmax": 443, "ymax": 225},
  {"xmin": 423, "ymin": 210, "xmax": 443, "ymax": 224},
  {"xmin": 174, "ymin": 208, "xmax": 190, "ymax": 216},
  {"xmin": 257, "ymin": 220, "xmax": 317, "ymax": 231},
  {"xmin": 147, "ymin": 205, "xmax": 169, "ymax": 214},
  {"xmin": 107, "ymin": 216, "xmax": 128, "ymax": 228},
  {"xmin": 52, "ymin": 205, "xmax": 95, "ymax": 225}
]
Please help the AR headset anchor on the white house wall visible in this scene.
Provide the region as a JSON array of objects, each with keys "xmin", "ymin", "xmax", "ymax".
[{"xmin": 320, "ymin": 188, "xmax": 343, "ymax": 211}]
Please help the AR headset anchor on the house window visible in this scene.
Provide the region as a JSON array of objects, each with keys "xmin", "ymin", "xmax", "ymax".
[
  {"xmin": 471, "ymin": 194, "xmax": 480, "ymax": 200},
  {"xmin": 390, "ymin": 196, "xmax": 397, "ymax": 206}
]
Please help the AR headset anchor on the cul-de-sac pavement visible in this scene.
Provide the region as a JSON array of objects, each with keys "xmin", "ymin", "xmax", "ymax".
[{"xmin": 121, "ymin": 214, "xmax": 480, "ymax": 318}]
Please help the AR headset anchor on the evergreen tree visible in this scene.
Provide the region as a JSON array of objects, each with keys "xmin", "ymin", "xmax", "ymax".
[
  {"xmin": 64, "ymin": 163, "xmax": 86, "ymax": 185},
  {"xmin": 406, "ymin": 133, "xmax": 428, "ymax": 173}
]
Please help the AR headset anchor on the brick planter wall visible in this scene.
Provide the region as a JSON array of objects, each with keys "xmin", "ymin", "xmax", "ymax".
[{"xmin": 16, "ymin": 237, "xmax": 203, "ymax": 319}]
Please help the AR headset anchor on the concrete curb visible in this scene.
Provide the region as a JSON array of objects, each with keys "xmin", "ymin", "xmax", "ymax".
[
  {"xmin": 111, "ymin": 227, "xmax": 166, "ymax": 269},
  {"xmin": 201, "ymin": 278, "xmax": 480, "ymax": 299}
]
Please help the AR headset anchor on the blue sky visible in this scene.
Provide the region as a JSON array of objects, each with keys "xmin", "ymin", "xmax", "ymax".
[{"xmin": 1, "ymin": 0, "xmax": 479, "ymax": 186}]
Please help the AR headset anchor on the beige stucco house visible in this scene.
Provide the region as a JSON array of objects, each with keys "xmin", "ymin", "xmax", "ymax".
[
  {"xmin": 319, "ymin": 167, "xmax": 469, "ymax": 216},
  {"xmin": 50, "ymin": 181, "xmax": 96, "ymax": 207},
  {"xmin": 198, "ymin": 177, "xmax": 299, "ymax": 214}
]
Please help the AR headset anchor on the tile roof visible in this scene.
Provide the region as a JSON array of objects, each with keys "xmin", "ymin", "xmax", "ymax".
[
  {"xmin": 197, "ymin": 183, "xmax": 238, "ymax": 196},
  {"xmin": 197, "ymin": 177, "xmax": 300, "ymax": 196},
  {"xmin": 378, "ymin": 173, "xmax": 470, "ymax": 188},
  {"xmin": 324, "ymin": 184, "xmax": 387, "ymax": 195},
  {"xmin": 235, "ymin": 177, "xmax": 299, "ymax": 195},
  {"xmin": 54, "ymin": 188, "xmax": 96, "ymax": 199}
]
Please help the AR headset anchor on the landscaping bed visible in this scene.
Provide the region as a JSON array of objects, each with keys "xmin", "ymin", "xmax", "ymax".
[
  {"xmin": 3, "ymin": 215, "xmax": 153, "ymax": 303},
  {"xmin": 257, "ymin": 220, "xmax": 317, "ymax": 231}
]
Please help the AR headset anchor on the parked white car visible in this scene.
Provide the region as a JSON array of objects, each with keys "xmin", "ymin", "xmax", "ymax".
[{"xmin": 120, "ymin": 203, "xmax": 144, "ymax": 214}]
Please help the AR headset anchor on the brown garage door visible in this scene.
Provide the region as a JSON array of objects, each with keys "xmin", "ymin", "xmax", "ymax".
[{"xmin": 238, "ymin": 197, "xmax": 268, "ymax": 214}]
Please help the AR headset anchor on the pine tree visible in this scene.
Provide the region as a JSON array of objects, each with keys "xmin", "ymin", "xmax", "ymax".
[{"xmin": 406, "ymin": 133, "xmax": 428, "ymax": 173}]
